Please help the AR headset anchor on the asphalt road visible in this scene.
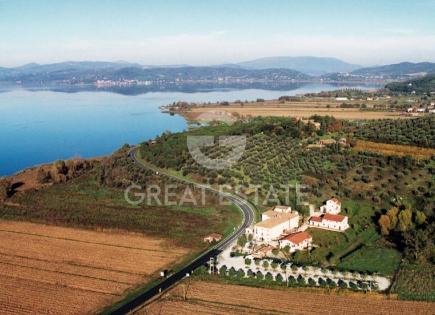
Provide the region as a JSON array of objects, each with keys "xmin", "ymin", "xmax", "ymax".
[{"xmin": 106, "ymin": 146, "xmax": 255, "ymax": 315}]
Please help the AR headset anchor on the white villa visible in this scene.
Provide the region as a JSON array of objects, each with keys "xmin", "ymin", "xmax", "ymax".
[
  {"xmin": 279, "ymin": 231, "xmax": 312, "ymax": 252},
  {"xmin": 272, "ymin": 205, "xmax": 292, "ymax": 213},
  {"xmin": 251, "ymin": 206, "xmax": 299, "ymax": 243},
  {"xmin": 320, "ymin": 198, "xmax": 341, "ymax": 215},
  {"xmin": 261, "ymin": 206, "xmax": 292, "ymax": 221},
  {"xmin": 309, "ymin": 213, "xmax": 349, "ymax": 231}
]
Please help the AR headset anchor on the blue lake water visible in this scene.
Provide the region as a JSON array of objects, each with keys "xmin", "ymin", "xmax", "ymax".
[{"xmin": 0, "ymin": 84, "xmax": 379, "ymax": 176}]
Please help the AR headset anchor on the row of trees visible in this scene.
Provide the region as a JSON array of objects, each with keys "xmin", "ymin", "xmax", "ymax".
[
  {"xmin": 353, "ymin": 116, "xmax": 435, "ymax": 148},
  {"xmin": 218, "ymin": 265, "xmax": 375, "ymax": 290}
]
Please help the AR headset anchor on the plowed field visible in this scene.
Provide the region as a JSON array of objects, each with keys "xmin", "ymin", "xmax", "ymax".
[
  {"xmin": 0, "ymin": 220, "xmax": 189, "ymax": 314},
  {"xmin": 141, "ymin": 281, "xmax": 434, "ymax": 315}
]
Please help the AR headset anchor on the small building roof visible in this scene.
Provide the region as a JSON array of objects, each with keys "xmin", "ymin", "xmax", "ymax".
[
  {"xmin": 323, "ymin": 213, "xmax": 346, "ymax": 222},
  {"xmin": 320, "ymin": 139, "xmax": 337, "ymax": 144},
  {"xmin": 274, "ymin": 205, "xmax": 291, "ymax": 211},
  {"xmin": 309, "ymin": 216, "xmax": 323, "ymax": 223},
  {"xmin": 262, "ymin": 210, "xmax": 282, "ymax": 218},
  {"xmin": 204, "ymin": 233, "xmax": 222, "ymax": 239},
  {"xmin": 281, "ymin": 231, "xmax": 312, "ymax": 245},
  {"xmin": 255, "ymin": 213, "xmax": 298, "ymax": 229}
]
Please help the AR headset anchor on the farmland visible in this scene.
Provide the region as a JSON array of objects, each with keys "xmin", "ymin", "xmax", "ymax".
[
  {"xmin": 140, "ymin": 280, "xmax": 434, "ymax": 314},
  {"xmin": 0, "ymin": 146, "xmax": 243, "ymax": 313},
  {"xmin": 0, "ymin": 220, "xmax": 189, "ymax": 314},
  {"xmin": 353, "ymin": 140, "xmax": 435, "ymax": 159},
  {"xmin": 181, "ymin": 103, "xmax": 406, "ymax": 121},
  {"xmin": 140, "ymin": 115, "xmax": 434, "ymax": 299},
  {"xmin": 165, "ymin": 93, "xmax": 430, "ymax": 122},
  {"xmin": 391, "ymin": 264, "xmax": 435, "ymax": 302},
  {"xmin": 353, "ymin": 116, "xmax": 435, "ymax": 148}
]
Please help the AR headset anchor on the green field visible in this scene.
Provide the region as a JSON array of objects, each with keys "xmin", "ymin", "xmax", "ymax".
[
  {"xmin": 290, "ymin": 200, "xmax": 402, "ymax": 276},
  {"xmin": 338, "ymin": 246, "xmax": 401, "ymax": 276},
  {"xmin": 391, "ymin": 263, "xmax": 435, "ymax": 301}
]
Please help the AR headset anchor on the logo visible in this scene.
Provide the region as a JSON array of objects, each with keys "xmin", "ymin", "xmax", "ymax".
[{"xmin": 187, "ymin": 111, "xmax": 246, "ymax": 170}]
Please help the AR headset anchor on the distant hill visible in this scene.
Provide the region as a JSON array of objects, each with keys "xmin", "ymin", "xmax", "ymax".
[
  {"xmin": 385, "ymin": 75, "xmax": 435, "ymax": 94},
  {"xmin": 3, "ymin": 59, "xmax": 435, "ymax": 85},
  {"xmin": 237, "ymin": 56, "xmax": 361, "ymax": 76},
  {"xmin": 12, "ymin": 61, "xmax": 143, "ymax": 73},
  {"xmin": 352, "ymin": 62, "xmax": 435, "ymax": 78},
  {"xmin": 0, "ymin": 63, "xmax": 310, "ymax": 83}
]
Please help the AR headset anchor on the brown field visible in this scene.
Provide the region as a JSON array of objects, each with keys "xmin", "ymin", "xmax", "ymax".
[
  {"xmin": 173, "ymin": 97, "xmax": 421, "ymax": 121},
  {"xmin": 183, "ymin": 105, "xmax": 409, "ymax": 121},
  {"xmin": 354, "ymin": 140, "xmax": 435, "ymax": 159},
  {"xmin": 140, "ymin": 281, "xmax": 434, "ymax": 315},
  {"xmin": 0, "ymin": 220, "xmax": 189, "ymax": 315}
]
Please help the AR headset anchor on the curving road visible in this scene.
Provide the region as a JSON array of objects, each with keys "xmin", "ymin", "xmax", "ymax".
[{"xmin": 106, "ymin": 146, "xmax": 255, "ymax": 315}]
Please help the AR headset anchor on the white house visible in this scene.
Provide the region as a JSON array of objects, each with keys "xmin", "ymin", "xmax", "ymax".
[
  {"xmin": 279, "ymin": 231, "xmax": 312, "ymax": 252},
  {"xmin": 309, "ymin": 213, "xmax": 349, "ymax": 231},
  {"xmin": 320, "ymin": 198, "xmax": 341, "ymax": 215},
  {"xmin": 273, "ymin": 205, "xmax": 292, "ymax": 213},
  {"xmin": 253, "ymin": 212, "xmax": 299, "ymax": 243},
  {"xmin": 261, "ymin": 205, "xmax": 292, "ymax": 221},
  {"xmin": 261, "ymin": 210, "xmax": 281, "ymax": 221}
]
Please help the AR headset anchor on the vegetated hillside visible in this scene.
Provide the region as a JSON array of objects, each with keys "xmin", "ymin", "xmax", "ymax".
[
  {"xmin": 385, "ymin": 75, "xmax": 435, "ymax": 94},
  {"xmin": 353, "ymin": 116, "xmax": 435, "ymax": 148},
  {"xmin": 352, "ymin": 62, "xmax": 435, "ymax": 77},
  {"xmin": 0, "ymin": 146, "xmax": 240, "ymax": 248},
  {"xmin": 0, "ymin": 63, "xmax": 310, "ymax": 83},
  {"xmin": 141, "ymin": 117, "xmax": 434, "ymax": 285},
  {"xmin": 237, "ymin": 56, "xmax": 360, "ymax": 76}
]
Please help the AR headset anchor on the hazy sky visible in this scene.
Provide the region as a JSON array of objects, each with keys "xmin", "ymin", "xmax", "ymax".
[{"xmin": 1, "ymin": 0, "xmax": 435, "ymax": 67}]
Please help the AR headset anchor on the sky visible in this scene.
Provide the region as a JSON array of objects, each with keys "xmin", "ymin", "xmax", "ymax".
[{"xmin": 1, "ymin": 0, "xmax": 435, "ymax": 67}]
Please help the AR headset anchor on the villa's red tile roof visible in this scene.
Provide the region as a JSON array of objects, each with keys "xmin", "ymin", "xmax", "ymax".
[
  {"xmin": 281, "ymin": 231, "xmax": 312, "ymax": 245},
  {"xmin": 323, "ymin": 213, "xmax": 346, "ymax": 222},
  {"xmin": 310, "ymin": 216, "xmax": 322, "ymax": 222}
]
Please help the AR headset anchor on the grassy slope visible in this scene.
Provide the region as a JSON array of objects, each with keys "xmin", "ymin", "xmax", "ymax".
[
  {"xmin": 292, "ymin": 200, "xmax": 402, "ymax": 276},
  {"xmin": 338, "ymin": 247, "xmax": 401, "ymax": 276},
  {"xmin": 0, "ymin": 175, "xmax": 241, "ymax": 249}
]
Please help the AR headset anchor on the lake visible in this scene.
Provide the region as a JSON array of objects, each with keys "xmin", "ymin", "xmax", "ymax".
[{"xmin": 0, "ymin": 83, "xmax": 379, "ymax": 176}]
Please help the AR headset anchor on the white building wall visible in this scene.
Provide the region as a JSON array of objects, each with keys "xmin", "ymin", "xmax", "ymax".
[
  {"xmin": 288, "ymin": 216, "xmax": 299, "ymax": 230},
  {"xmin": 321, "ymin": 200, "xmax": 341, "ymax": 214},
  {"xmin": 279, "ymin": 238, "xmax": 312, "ymax": 252},
  {"xmin": 309, "ymin": 216, "xmax": 349, "ymax": 231},
  {"xmin": 254, "ymin": 220, "xmax": 290, "ymax": 242}
]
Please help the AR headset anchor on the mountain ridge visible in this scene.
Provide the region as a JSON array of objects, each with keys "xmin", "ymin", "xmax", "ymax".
[
  {"xmin": 1, "ymin": 59, "xmax": 435, "ymax": 83},
  {"xmin": 236, "ymin": 56, "xmax": 361, "ymax": 75},
  {"xmin": 351, "ymin": 62, "xmax": 435, "ymax": 77}
]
